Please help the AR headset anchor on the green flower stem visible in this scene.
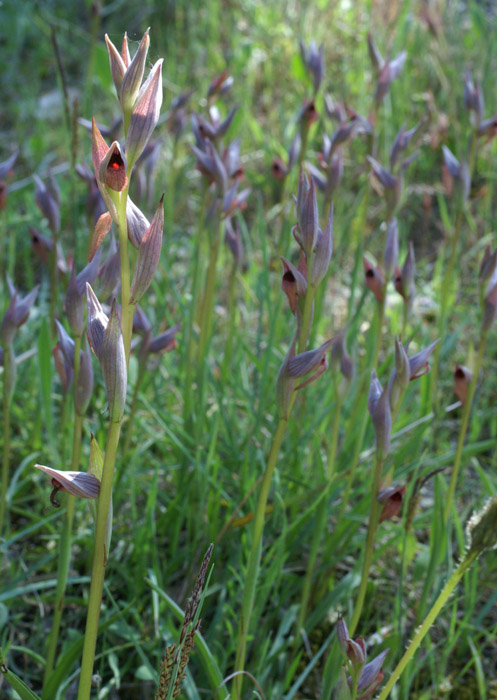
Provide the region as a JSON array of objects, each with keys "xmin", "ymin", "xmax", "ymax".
[
  {"xmin": 76, "ymin": 418, "xmax": 121, "ymax": 700},
  {"xmin": 376, "ymin": 552, "xmax": 478, "ymax": 700},
  {"xmin": 294, "ymin": 384, "xmax": 343, "ymax": 638},
  {"xmin": 42, "ymin": 334, "xmax": 83, "ymax": 692},
  {"xmin": 443, "ymin": 333, "xmax": 487, "ymax": 524},
  {"xmin": 115, "ymin": 190, "xmax": 133, "ymax": 365},
  {"xmin": 78, "ymin": 186, "xmax": 133, "ymax": 699},
  {"xmin": 232, "ymin": 417, "xmax": 288, "ymax": 700},
  {"xmin": 0, "ymin": 344, "xmax": 13, "ymax": 535},
  {"xmin": 183, "ymin": 189, "xmax": 208, "ymax": 429},
  {"xmin": 349, "ymin": 449, "xmax": 385, "ymax": 637},
  {"xmin": 298, "ymin": 260, "xmax": 314, "ymax": 354},
  {"xmin": 233, "ymin": 277, "xmax": 317, "ymax": 698}
]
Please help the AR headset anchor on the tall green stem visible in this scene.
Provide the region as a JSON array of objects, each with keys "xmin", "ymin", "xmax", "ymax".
[
  {"xmin": 232, "ymin": 418, "xmax": 288, "ymax": 700},
  {"xmin": 295, "ymin": 387, "xmax": 342, "ymax": 638},
  {"xmin": 376, "ymin": 552, "xmax": 477, "ymax": 700},
  {"xmin": 77, "ymin": 188, "xmax": 132, "ymax": 700},
  {"xmin": 349, "ymin": 450, "xmax": 385, "ymax": 637},
  {"xmin": 76, "ymin": 419, "xmax": 121, "ymax": 700}
]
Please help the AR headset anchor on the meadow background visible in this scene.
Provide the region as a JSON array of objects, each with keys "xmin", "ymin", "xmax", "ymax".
[{"xmin": 1, "ymin": 0, "xmax": 497, "ymax": 698}]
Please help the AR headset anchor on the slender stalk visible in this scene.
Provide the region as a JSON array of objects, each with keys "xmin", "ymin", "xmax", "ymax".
[
  {"xmin": 376, "ymin": 552, "xmax": 477, "ymax": 700},
  {"xmin": 76, "ymin": 419, "xmax": 121, "ymax": 700},
  {"xmin": 232, "ymin": 417, "xmax": 288, "ymax": 700},
  {"xmin": 115, "ymin": 190, "xmax": 133, "ymax": 365},
  {"xmin": 78, "ymin": 187, "xmax": 132, "ymax": 700},
  {"xmin": 443, "ymin": 334, "xmax": 487, "ymax": 524},
  {"xmin": 42, "ymin": 335, "xmax": 83, "ymax": 691},
  {"xmin": 233, "ymin": 275, "xmax": 318, "ymax": 697},
  {"xmin": 349, "ymin": 450, "xmax": 385, "ymax": 637},
  {"xmin": 297, "ymin": 261, "xmax": 314, "ymax": 353},
  {"xmin": 0, "ymin": 344, "xmax": 13, "ymax": 534},
  {"xmin": 295, "ymin": 386, "xmax": 342, "ymax": 637}
]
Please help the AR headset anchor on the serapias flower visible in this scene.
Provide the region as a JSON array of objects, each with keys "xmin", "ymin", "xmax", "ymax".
[{"xmin": 34, "ymin": 464, "xmax": 100, "ymax": 507}]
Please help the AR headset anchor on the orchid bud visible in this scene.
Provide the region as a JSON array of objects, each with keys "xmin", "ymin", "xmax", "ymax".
[
  {"xmin": 125, "ymin": 59, "xmax": 163, "ymax": 169},
  {"xmin": 281, "ymin": 257, "xmax": 307, "ymax": 315},
  {"xmin": 354, "ymin": 650, "xmax": 389, "ymax": 698},
  {"xmin": 34, "ymin": 174, "xmax": 60, "ymax": 234},
  {"xmin": 368, "ymin": 370, "xmax": 391, "ymax": 457},
  {"xmin": 98, "ymin": 237, "xmax": 121, "ymax": 300},
  {"xmin": 299, "ymin": 99, "xmax": 318, "ymax": 129},
  {"xmin": 388, "ymin": 335, "xmax": 410, "ymax": 410},
  {"xmin": 367, "ymin": 32, "xmax": 384, "ymax": 72},
  {"xmin": 75, "ymin": 338, "xmax": 94, "ymax": 415},
  {"xmin": 287, "ymin": 338, "xmax": 334, "ymax": 390},
  {"xmin": 225, "ymin": 218, "xmax": 244, "ymax": 268},
  {"xmin": 101, "ymin": 299, "xmax": 127, "ymax": 422},
  {"xmin": 299, "ymin": 39, "xmax": 324, "ymax": 95},
  {"xmin": 29, "ymin": 226, "xmax": 54, "ymax": 264},
  {"xmin": 463, "ymin": 70, "xmax": 484, "ymax": 129},
  {"xmin": 482, "ymin": 281, "xmax": 497, "ymax": 334},
  {"xmin": 147, "ymin": 323, "xmax": 181, "ymax": 355},
  {"xmin": 390, "ymin": 124, "xmax": 417, "ymax": 171},
  {"xmin": 126, "ymin": 197, "xmax": 150, "ymax": 248},
  {"xmin": 64, "ymin": 253, "xmax": 101, "ymax": 337},
  {"xmin": 34, "ymin": 464, "xmax": 100, "ymax": 504},
  {"xmin": 105, "ymin": 33, "xmax": 127, "ymax": 96},
  {"xmin": 86, "ymin": 283, "xmax": 107, "ymax": 358},
  {"xmin": 364, "ymin": 258, "xmax": 385, "ymax": 302},
  {"xmin": 330, "ymin": 330, "xmax": 353, "ymax": 390},
  {"xmin": 378, "ymin": 485, "xmax": 406, "ymax": 522},
  {"xmin": 454, "ymin": 364, "xmax": 473, "ymax": 406},
  {"xmin": 133, "ymin": 305, "xmax": 152, "ymax": 335},
  {"xmin": 272, "ymin": 158, "xmax": 288, "ymax": 180},
  {"xmin": 53, "ymin": 343, "xmax": 73, "ymax": 393},
  {"xmin": 55, "ymin": 319, "xmax": 75, "ymax": 367},
  {"xmin": 98, "ymin": 141, "xmax": 128, "ymax": 192},
  {"xmin": 384, "ymin": 218, "xmax": 399, "ymax": 280},
  {"xmin": 312, "ymin": 203, "xmax": 333, "ymax": 286},
  {"xmin": 347, "ymin": 638, "xmax": 367, "ymax": 667},
  {"xmin": 89, "ymin": 212, "xmax": 113, "ymax": 262},
  {"xmin": 276, "ymin": 336, "xmax": 297, "ymax": 420},
  {"xmin": 336, "ymin": 615, "xmax": 350, "ymax": 654},
  {"xmin": 375, "ymin": 51, "xmax": 407, "ymax": 106},
  {"xmin": 1, "ymin": 283, "xmax": 39, "ymax": 345},
  {"xmin": 129, "ymin": 195, "xmax": 164, "ymax": 304},
  {"xmin": 407, "ymin": 339, "xmax": 440, "ymax": 380},
  {"xmin": 299, "ymin": 176, "xmax": 319, "ymax": 256},
  {"xmin": 120, "ymin": 29, "xmax": 150, "ymax": 117}
]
